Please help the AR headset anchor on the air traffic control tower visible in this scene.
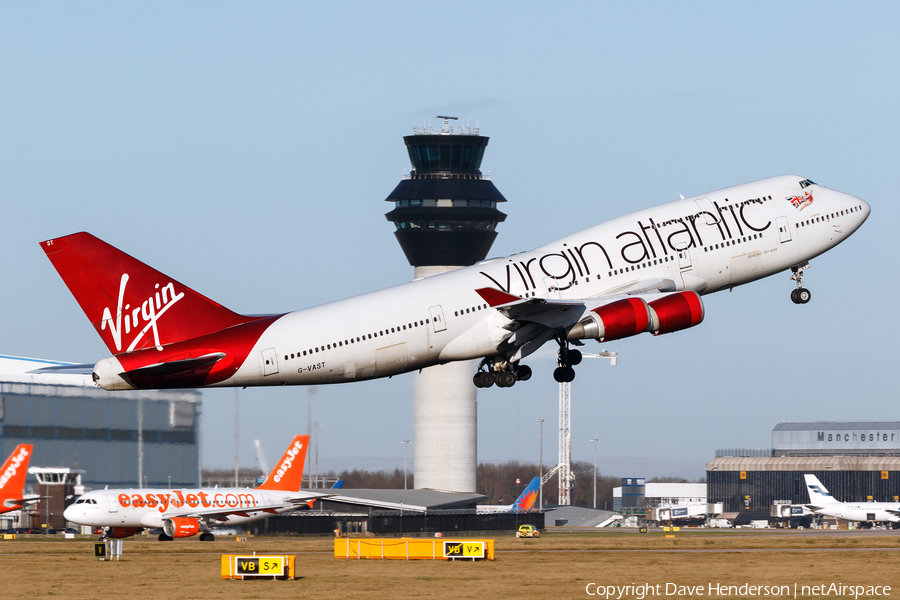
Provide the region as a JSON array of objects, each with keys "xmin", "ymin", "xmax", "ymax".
[{"xmin": 384, "ymin": 116, "xmax": 507, "ymax": 492}]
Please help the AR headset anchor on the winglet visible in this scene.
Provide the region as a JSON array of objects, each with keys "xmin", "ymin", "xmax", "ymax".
[
  {"xmin": 475, "ymin": 287, "xmax": 524, "ymax": 307},
  {"xmin": 256, "ymin": 435, "xmax": 309, "ymax": 492}
]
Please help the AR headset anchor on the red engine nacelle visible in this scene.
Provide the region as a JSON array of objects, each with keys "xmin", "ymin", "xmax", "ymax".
[
  {"xmin": 107, "ymin": 527, "xmax": 140, "ymax": 539},
  {"xmin": 163, "ymin": 517, "xmax": 201, "ymax": 538},
  {"xmin": 567, "ymin": 297, "xmax": 651, "ymax": 342},
  {"xmin": 567, "ymin": 292, "xmax": 704, "ymax": 342},
  {"xmin": 647, "ymin": 291, "xmax": 705, "ymax": 335}
]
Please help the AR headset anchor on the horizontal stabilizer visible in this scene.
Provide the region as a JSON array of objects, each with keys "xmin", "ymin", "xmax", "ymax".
[{"xmin": 120, "ymin": 353, "xmax": 226, "ymax": 388}]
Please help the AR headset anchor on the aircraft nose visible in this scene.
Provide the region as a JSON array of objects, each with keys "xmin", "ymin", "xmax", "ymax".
[
  {"xmin": 860, "ymin": 198, "xmax": 871, "ymax": 220},
  {"xmin": 63, "ymin": 504, "xmax": 77, "ymax": 522}
]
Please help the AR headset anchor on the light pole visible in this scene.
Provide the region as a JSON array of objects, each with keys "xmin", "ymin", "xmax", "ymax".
[
  {"xmin": 590, "ymin": 439, "xmax": 601, "ymax": 509},
  {"xmin": 401, "ymin": 440, "xmax": 411, "ymax": 490},
  {"xmin": 536, "ymin": 419, "xmax": 546, "ymax": 512}
]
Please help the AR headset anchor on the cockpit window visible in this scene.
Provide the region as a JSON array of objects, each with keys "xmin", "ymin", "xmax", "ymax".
[{"xmin": 799, "ymin": 179, "xmax": 817, "ymax": 189}]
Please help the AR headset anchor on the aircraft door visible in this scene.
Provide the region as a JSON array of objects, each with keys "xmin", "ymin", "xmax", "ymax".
[
  {"xmin": 262, "ymin": 348, "xmax": 279, "ymax": 376},
  {"xmin": 429, "ymin": 305, "xmax": 447, "ymax": 332},
  {"xmin": 677, "ymin": 248, "xmax": 692, "ymax": 270},
  {"xmin": 107, "ymin": 494, "xmax": 119, "ymax": 513},
  {"xmin": 776, "ymin": 216, "xmax": 792, "ymax": 243},
  {"xmin": 543, "ymin": 278, "xmax": 562, "ymax": 299},
  {"xmin": 694, "ymin": 197, "xmax": 719, "ymax": 225}
]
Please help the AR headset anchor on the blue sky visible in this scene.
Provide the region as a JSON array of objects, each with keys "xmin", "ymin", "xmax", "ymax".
[{"xmin": 2, "ymin": 2, "xmax": 897, "ymax": 480}]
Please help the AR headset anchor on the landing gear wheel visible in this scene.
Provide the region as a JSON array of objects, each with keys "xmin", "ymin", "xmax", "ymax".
[
  {"xmin": 474, "ymin": 372, "xmax": 495, "ymax": 388},
  {"xmin": 497, "ymin": 371, "xmax": 517, "ymax": 388},
  {"xmin": 515, "ymin": 365, "xmax": 532, "ymax": 382},
  {"xmin": 567, "ymin": 349, "xmax": 582, "ymax": 366},
  {"xmin": 199, "ymin": 532, "xmax": 215, "ymax": 541},
  {"xmin": 158, "ymin": 533, "xmax": 173, "ymax": 541},
  {"xmin": 789, "ymin": 262, "xmax": 811, "ymax": 305},
  {"xmin": 553, "ymin": 366, "xmax": 575, "ymax": 383}
]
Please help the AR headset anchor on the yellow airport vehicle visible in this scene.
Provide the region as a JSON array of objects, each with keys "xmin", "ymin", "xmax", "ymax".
[{"xmin": 516, "ymin": 524, "xmax": 540, "ymax": 538}]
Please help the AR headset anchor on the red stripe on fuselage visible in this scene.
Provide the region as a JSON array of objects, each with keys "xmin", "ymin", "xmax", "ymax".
[{"xmin": 115, "ymin": 314, "xmax": 285, "ymax": 388}]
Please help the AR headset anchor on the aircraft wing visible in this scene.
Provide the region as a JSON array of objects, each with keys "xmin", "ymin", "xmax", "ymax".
[
  {"xmin": 164, "ymin": 493, "xmax": 331, "ymax": 523},
  {"xmin": 885, "ymin": 509, "xmax": 900, "ymax": 518},
  {"xmin": 475, "ymin": 284, "xmax": 691, "ymax": 362}
]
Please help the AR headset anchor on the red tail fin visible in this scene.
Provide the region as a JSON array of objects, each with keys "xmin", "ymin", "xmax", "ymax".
[
  {"xmin": 41, "ymin": 233, "xmax": 254, "ymax": 355},
  {"xmin": 0, "ymin": 445, "xmax": 32, "ymax": 501},
  {"xmin": 256, "ymin": 435, "xmax": 309, "ymax": 492}
]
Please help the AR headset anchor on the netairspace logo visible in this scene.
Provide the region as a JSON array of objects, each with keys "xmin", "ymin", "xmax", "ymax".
[
  {"xmin": 0, "ymin": 448, "xmax": 29, "ymax": 490},
  {"xmin": 585, "ymin": 582, "xmax": 892, "ymax": 599}
]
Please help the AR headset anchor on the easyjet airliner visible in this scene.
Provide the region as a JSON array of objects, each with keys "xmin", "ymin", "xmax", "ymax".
[
  {"xmin": 41, "ymin": 176, "xmax": 869, "ymax": 390},
  {"xmin": 63, "ymin": 435, "xmax": 322, "ymax": 541}
]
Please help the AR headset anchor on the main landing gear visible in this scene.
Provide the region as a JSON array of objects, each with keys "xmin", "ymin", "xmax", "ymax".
[
  {"xmin": 473, "ymin": 361, "xmax": 532, "ymax": 388},
  {"xmin": 553, "ymin": 339, "xmax": 581, "ymax": 383},
  {"xmin": 790, "ymin": 262, "xmax": 811, "ymax": 305},
  {"xmin": 199, "ymin": 532, "xmax": 215, "ymax": 541}
]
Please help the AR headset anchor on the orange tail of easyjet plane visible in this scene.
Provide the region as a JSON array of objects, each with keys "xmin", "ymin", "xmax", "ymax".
[
  {"xmin": 40, "ymin": 232, "xmax": 259, "ymax": 355},
  {"xmin": 255, "ymin": 435, "xmax": 310, "ymax": 492},
  {"xmin": 0, "ymin": 444, "xmax": 33, "ymax": 514}
]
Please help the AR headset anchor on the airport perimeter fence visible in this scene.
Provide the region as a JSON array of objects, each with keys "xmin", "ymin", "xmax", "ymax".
[{"xmin": 250, "ymin": 510, "xmax": 545, "ymax": 537}]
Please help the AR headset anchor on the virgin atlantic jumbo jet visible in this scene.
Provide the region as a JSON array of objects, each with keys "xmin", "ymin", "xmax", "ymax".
[{"xmin": 41, "ymin": 176, "xmax": 869, "ymax": 390}]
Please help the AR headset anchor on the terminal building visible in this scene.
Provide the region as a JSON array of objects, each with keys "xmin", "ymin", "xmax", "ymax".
[{"xmin": 707, "ymin": 422, "xmax": 900, "ymax": 519}]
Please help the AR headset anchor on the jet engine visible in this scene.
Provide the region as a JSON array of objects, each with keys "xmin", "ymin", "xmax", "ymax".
[
  {"xmin": 163, "ymin": 517, "xmax": 201, "ymax": 538},
  {"xmin": 647, "ymin": 291, "xmax": 705, "ymax": 335},
  {"xmin": 107, "ymin": 527, "xmax": 140, "ymax": 539},
  {"xmin": 567, "ymin": 292, "xmax": 704, "ymax": 342}
]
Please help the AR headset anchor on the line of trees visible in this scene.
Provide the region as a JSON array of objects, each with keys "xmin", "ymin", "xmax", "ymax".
[{"xmin": 202, "ymin": 463, "xmax": 704, "ymax": 510}]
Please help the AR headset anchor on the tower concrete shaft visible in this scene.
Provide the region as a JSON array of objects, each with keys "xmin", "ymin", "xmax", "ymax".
[{"xmin": 384, "ymin": 117, "xmax": 507, "ymax": 493}]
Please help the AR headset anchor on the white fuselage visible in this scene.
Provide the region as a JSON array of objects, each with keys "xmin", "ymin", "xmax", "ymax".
[
  {"xmin": 206, "ymin": 176, "xmax": 868, "ymax": 387},
  {"xmin": 812, "ymin": 502, "xmax": 900, "ymax": 523},
  {"xmin": 63, "ymin": 487, "xmax": 299, "ymax": 530}
]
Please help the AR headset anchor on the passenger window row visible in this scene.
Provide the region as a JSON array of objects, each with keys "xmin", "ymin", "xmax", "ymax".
[
  {"xmin": 795, "ymin": 206, "xmax": 861, "ymax": 229},
  {"xmin": 608, "ymin": 255, "xmax": 674, "ymax": 277},
  {"xmin": 454, "ymin": 303, "xmax": 489, "ymax": 317},
  {"xmin": 284, "ymin": 318, "xmax": 432, "ymax": 361},
  {"xmin": 702, "ymin": 232, "xmax": 762, "ymax": 252}
]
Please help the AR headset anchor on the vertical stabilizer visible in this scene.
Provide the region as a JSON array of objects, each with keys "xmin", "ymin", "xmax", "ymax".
[
  {"xmin": 41, "ymin": 232, "xmax": 257, "ymax": 354},
  {"xmin": 256, "ymin": 435, "xmax": 310, "ymax": 492},
  {"xmin": 511, "ymin": 476, "xmax": 541, "ymax": 513},
  {"xmin": 0, "ymin": 445, "xmax": 32, "ymax": 507},
  {"xmin": 804, "ymin": 474, "xmax": 838, "ymax": 504}
]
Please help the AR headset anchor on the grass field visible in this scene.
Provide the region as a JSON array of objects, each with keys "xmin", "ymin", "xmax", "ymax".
[{"xmin": 2, "ymin": 529, "xmax": 899, "ymax": 599}]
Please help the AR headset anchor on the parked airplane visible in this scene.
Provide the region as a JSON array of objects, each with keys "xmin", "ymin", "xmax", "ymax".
[
  {"xmin": 804, "ymin": 474, "xmax": 900, "ymax": 524},
  {"xmin": 0, "ymin": 444, "xmax": 41, "ymax": 515},
  {"xmin": 41, "ymin": 176, "xmax": 869, "ymax": 390},
  {"xmin": 476, "ymin": 476, "xmax": 541, "ymax": 514},
  {"xmin": 63, "ymin": 434, "xmax": 324, "ymax": 541}
]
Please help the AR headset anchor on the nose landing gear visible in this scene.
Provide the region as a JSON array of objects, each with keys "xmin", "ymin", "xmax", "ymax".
[{"xmin": 790, "ymin": 262, "xmax": 811, "ymax": 304}]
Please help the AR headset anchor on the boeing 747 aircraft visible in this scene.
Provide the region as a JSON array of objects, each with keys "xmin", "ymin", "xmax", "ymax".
[{"xmin": 41, "ymin": 176, "xmax": 869, "ymax": 390}]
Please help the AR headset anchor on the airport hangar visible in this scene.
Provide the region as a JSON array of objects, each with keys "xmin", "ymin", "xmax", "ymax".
[
  {"xmin": 707, "ymin": 421, "xmax": 900, "ymax": 521},
  {"xmin": 0, "ymin": 356, "xmax": 201, "ymax": 529}
]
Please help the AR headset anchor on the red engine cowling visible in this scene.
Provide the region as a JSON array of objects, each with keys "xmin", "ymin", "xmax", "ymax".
[
  {"xmin": 648, "ymin": 291, "xmax": 705, "ymax": 335},
  {"xmin": 567, "ymin": 298, "xmax": 651, "ymax": 342},
  {"xmin": 107, "ymin": 527, "xmax": 140, "ymax": 539},
  {"xmin": 163, "ymin": 517, "xmax": 201, "ymax": 538}
]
